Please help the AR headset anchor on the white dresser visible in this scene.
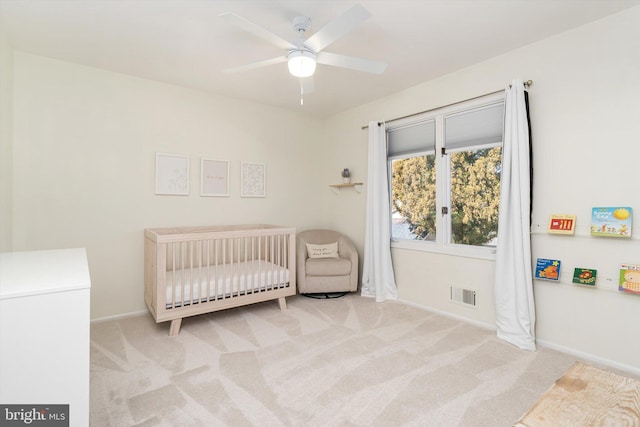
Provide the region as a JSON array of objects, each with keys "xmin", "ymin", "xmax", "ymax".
[{"xmin": 0, "ymin": 248, "xmax": 91, "ymax": 427}]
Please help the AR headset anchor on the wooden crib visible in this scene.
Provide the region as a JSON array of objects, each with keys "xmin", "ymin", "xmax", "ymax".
[{"xmin": 144, "ymin": 224, "xmax": 296, "ymax": 335}]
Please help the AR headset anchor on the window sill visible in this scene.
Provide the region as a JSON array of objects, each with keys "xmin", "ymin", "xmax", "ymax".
[{"xmin": 391, "ymin": 239, "xmax": 497, "ymax": 261}]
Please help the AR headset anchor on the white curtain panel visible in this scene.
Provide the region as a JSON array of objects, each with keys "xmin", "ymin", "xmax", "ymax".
[
  {"xmin": 361, "ymin": 121, "xmax": 398, "ymax": 302},
  {"xmin": 494, "ymin": 80, "xmax": 536, "ymax": 351}
]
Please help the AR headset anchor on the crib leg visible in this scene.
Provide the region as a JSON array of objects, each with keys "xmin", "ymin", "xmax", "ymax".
[
  {"xmin": 169, "ymin": 318, "xmax": 182, "ymax": 336},
  {"xmin": 277, "ymin": 297, "xmax": 287, "ymax": 311}
]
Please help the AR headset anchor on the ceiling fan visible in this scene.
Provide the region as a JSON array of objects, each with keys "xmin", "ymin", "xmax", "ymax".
[{"xmin": 220, "ymin": 3, "xmax": 387, "ymax": 102}]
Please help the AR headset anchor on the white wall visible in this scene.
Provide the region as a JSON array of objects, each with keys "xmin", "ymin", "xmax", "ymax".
[
  {"xmin": 0, "ymin": 28, "xmax": 13, "ymax": 252},
  {"xmin": 11, "ymin": 53, "xmax": 327, "ymax": 319},
  {"xmin": 324, "ymin": 7, "xmax": 640, "ymax": 372}
]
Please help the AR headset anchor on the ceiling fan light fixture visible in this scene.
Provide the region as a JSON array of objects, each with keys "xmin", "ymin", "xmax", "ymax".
[{"xmin": 288, "ymin": 49, "xmax": 316, "ymax": 78}]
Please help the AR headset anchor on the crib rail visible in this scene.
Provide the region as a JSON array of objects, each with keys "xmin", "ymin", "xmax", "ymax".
[{"xmin": 144, "ymin": 225, "xmax": 296, "ymax": 327}]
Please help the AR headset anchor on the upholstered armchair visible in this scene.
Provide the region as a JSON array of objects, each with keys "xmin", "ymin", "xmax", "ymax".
[{"xmin": 297, "ymin": 229, "xmax": 359, "ymax": 294}]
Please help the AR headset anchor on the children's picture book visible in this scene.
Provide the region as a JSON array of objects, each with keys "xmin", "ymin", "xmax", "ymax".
[
  {"xmin": 548, "ymin": 214, "xmax": 576, "ymax": 235},
  {"xmin": 572, "ymin": 268, "xmax": 597, "ymax": 286},
  {"xmin": 535, "ymin": 258, "xmax": 561, "ymax": 281},
  {"xmin": 619, "ymin": 264, "xmax": 640, "ymax": 295},
  {"xmin": 591, "ymin": 207, "xmax": 632, "ymax": 238}
]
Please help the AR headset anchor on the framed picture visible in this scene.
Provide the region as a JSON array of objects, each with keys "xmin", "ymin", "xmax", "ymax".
[
  {"xmin": 155, "ymin": 153, "xmax": 189, "ymax": 195},
  {"xmin": 241, "ymin": 161, "xmax": 266, "ymax": 197},
  {"xmin": 200, "ymin": 158, "xmax": 229, "ymax": 197}
]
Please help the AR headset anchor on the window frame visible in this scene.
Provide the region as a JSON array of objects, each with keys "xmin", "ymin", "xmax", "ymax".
[{"xmin": 387, "ymin": 92, "xmax": 505, "ymax": 260}]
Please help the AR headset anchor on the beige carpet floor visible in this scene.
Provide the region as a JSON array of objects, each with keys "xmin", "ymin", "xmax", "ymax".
[{"xmin": 90, "ymin": 294, "xmax": 579, "ymax": 426}]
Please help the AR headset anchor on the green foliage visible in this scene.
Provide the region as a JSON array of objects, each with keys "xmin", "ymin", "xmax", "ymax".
[
  {"xmin": 391, "ymin": 147, "xmax": 502, "ymax": 245},
  {"xmin": 391, "ymin": 155, "xmax": 436, "ymax": 240},
  {"xmin": 450, "ymin": 147, "xmax": 502, "ymax": 245}
]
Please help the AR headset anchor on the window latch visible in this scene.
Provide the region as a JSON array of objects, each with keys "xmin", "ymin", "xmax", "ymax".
[
  {"xmin": 442, "ymin": 207, "xmax": 449, "ymax": 215},
  {"xmin": 441, "ymin": 147, "xmax": 446, "ymax": 156}
]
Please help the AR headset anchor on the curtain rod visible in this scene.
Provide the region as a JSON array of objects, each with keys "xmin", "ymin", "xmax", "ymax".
[{"xmin": 361, "ymin": 80, "xmax": 533, "ymax": 130}]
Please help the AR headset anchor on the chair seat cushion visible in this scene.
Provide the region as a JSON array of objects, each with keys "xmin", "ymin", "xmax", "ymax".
[{"xmin": 305, "ymin": 257, "xmax": 351, "ymax": 276}]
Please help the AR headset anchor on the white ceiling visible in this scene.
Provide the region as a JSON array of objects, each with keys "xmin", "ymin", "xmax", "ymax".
[{"xmin": 1, "ymin": 0, "xmax": 639, "ymax": 118}]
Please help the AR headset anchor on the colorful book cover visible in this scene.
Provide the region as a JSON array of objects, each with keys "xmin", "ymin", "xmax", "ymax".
[
  {"xmin": 548, "ymin": 214, "xmax": 576, "ymax": 235},
  {"xmin": 535, "ymin": 258, "xmax": 561, "ymax": 281},
  {"xmin": 591, "ymin": 207, "xmax": 632, "ymax": 238},
  {"xmin": 619, "ymin": 264, "xmax": 640, "ymax": 295},
  {"xmin": 572, "ymin": 268, "xmax": 597, "ymax": 286}
]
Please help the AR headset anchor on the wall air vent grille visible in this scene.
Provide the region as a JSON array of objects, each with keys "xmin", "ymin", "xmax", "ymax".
[{"xmin": 450, "ymin": 286, "xmax": 476, "ymax": 307}]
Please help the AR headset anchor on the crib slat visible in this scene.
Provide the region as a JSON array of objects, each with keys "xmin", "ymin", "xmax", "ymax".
[
  {"xmin": 224, "ymin": 237, "xmax": 228, "ymax": 299},
  {"xmin": 214, "ymin": 239, "xmax": 219, "ymax": 301},
  {"xmin": 238, "ymin": 237, "xmax": 243, "ymax": 296},
  {"xmin": 197, "ymin": 240, "xmax": 202, "ymax": 304},
  {"xmin": 258, "ymin": 235, "xmax": 262, "ymax": 293},
  {"xmin": 240, "ymin": 237, "xmax": 244, "ymax": 295},
  {"xmin": 277, "ymin": 234, "xmax": 281, "ymax": 287},
  {"xmin": 188, "ymin": 240, "xmax": 193, "ymax": 306},
  {"xmin": 171, "ymin": 243, "xmax": 176, "ymax": 309},
  {"xmin": 235, "ymin": 237, "xmax": 239, "ymax": 296},
  {"xmin": 270, "ymin": 234, "xmax": 274, "ymax": 290},
  {"xmin": 250, "ymin": 236, "xmax": 255, "ymax": 292},
  {"xmin": 253, "ymin": 236, "xmax": 258, "ymax": 292},
  {"xmin": 282, "ymin": 233, "xmax": 287, "ymax": 285},
  {"xmin": 181, "ymin": 242, "xmax": 186, "ymax": 307},
  {"xmin": 205, "ymin": 239, "xmax": 210, "ymax": 303}
]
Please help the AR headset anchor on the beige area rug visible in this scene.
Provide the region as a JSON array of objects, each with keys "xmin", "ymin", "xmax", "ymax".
[
  {"xmin": 91, "ymin": 294, "xmax": 579, "ymax": 426},
  {"xmin": 515, "ymin": 361, "xmax": 640, "ymax": 427}
]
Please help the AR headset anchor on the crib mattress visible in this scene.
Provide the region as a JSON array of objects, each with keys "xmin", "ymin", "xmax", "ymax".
[{"xmin": 164, "ymin": 259, "xmax": 290, "ymax": 307}]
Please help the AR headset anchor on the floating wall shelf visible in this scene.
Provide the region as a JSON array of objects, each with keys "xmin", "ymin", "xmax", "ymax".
[{"xmin": 329, "ymin": 182, "xmax": 364, "ymax": 194}]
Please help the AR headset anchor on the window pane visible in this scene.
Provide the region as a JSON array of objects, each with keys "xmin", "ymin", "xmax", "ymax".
[
  {"xmin": 391, "ymin": 155, "xmax": 436, "ymax": 241},
  {"xmin": 450, "ymin": 147, "xmax": 502, "ymax": 246}
]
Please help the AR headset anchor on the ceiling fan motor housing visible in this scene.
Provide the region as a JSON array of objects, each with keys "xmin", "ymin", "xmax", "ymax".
[{"xmin": 292, "ymin": 16, "xmax": 311, "ymax": 35}]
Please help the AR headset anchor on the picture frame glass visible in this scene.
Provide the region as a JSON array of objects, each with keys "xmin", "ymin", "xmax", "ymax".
[
  {"xmin": 241, "ymin": 162, "xmax": 266, "ymax": 197},
  {"xmin": 201, "ymin": 158, "xmax": 229, "ymax": 197},
  {"xmin": 155, "ymin": 153, "xmax": 189, "ymax": 195}
]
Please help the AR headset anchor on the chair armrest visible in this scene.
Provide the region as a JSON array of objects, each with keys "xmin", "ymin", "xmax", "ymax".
[
  {"xmin": 338, "ymin": 235, "xmax": 359, "ymax": 291},
  {"xmin": 338, "ymin": 235, "xmax": 357, "ymax": 262}
]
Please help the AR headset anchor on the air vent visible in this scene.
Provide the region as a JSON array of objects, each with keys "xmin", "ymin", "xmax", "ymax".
[{"xmin": 450, "ymin": 286, "xmax": 476, "ymax": 307}]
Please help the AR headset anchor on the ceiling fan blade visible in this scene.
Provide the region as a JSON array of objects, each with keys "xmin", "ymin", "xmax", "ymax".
[
  {"xmin": 316, "ymin": 51, "xmax": 387, "ymax": 74},
  {"xmin": 223, "ymin": 56, "xmax": 287, "ymax": 74},
  {"xmin": 305, "ymin": 3, "xmax": 371, "ymax": 53},
  {"xmin": 220, "ymin": 12, "xmax": 295, "ymax": 51}
]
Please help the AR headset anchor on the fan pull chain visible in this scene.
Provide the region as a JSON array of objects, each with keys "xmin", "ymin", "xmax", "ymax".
[{"xmin": 300, "ymin": 85, "xmax": 304, "ymax": 106}]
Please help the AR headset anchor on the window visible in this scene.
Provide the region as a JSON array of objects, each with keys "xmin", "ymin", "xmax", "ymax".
[
  {"xmin": 389, "ymin": 120, "xmax": 436, "ymax": 241},
  {"xmin": 388, "ymin": 94, "xmax": 504, "ymax": 257}
]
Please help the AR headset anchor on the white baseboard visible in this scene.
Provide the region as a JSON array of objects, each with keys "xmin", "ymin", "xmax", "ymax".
[
  {"xmin": 536, "ymin": 339, "xmax": 640, "ymax": 378},
  {"xmin": 396, "ymin": 298, "xmax": 640, "ymax": 378},
  {"xmin": 91, "ymin": 309, "xmax": 148, "ymax": 324},
  {"xmin": 396, "ymin": 298, "xmax": 497, "ymax": 331}
]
